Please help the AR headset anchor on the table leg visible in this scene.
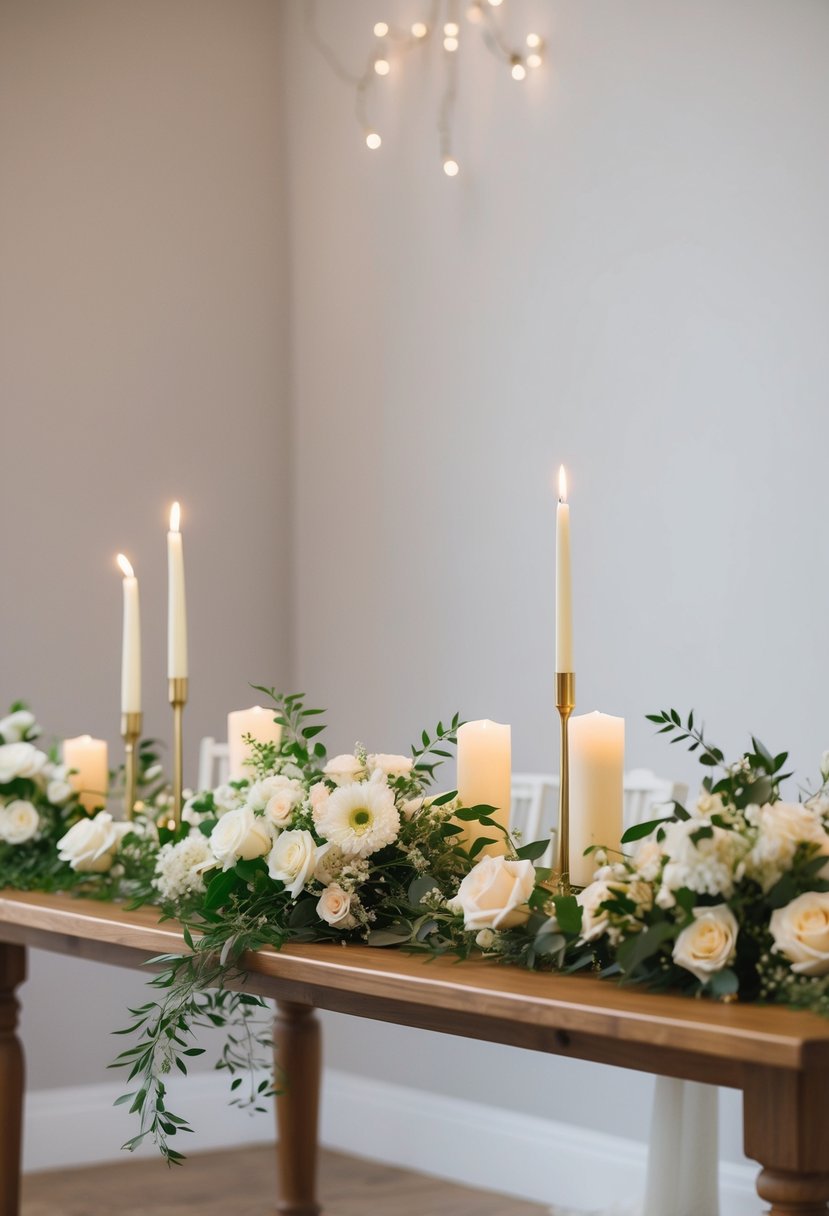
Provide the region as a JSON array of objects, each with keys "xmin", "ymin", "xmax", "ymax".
[
  {"xmin": 744, "ymin": 1067, "xmax": 829, "ymax": 1215},
  {"xmin": 0, "ymin": 944, "xmax": 26, "ymax": 1216},
  {"xmin": 274, "ymin": 1001, "xmax": 322, "ymax": 1216}
]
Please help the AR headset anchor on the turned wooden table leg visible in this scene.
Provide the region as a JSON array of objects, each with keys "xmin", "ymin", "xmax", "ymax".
[
  {"xmin": 274, "ymin": 1001, "xmax": 322, "ymax": 1216},
  {"xmin": 744, "ymin": 1067, "xmax": 829, "ymax": 1214},
  {"xmin": 0, "ymin": 944, "xmax": 26, "ymax": 1216}
]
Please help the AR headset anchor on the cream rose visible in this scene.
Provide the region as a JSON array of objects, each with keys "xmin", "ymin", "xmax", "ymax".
[
  {"xmin": 672, "ymin": 904, "xmax": 739, "ymax": 984},
  {"xmin": 449, "ymin": 855, "xmax": 535, "ymax": 931},
  {"xmin": 323, "ymin": 754, "xmax": 365, "ymax": 786},
  {"xmin": 317, "ymin": 883, "xmax": 356, "ymax": 928},
  {"xmin": 209, "ymin": 806, "xmax": 272, "ymax": 871},
  {"xmin": 368, "ymin": 753, "xmax": 414, "ymax": 779},
  {"xmin": 264, "ymin": 782, "xmax": 304, "ymax": 828},
  {"xmin": 267, "ymin": 829, "xmax": 318, "ymax": 897},
  {"xmin": 770, "ymin": 891, "xmax": 829, "ymax": 976},
  {"xmin": 0, "ymin": 742, "xmax": 47, "ymax": 784},
  {"xmin": 0, "ymin": 710, "xmax": 37, "ymax": 744},
  {"xmin": 0, "ymin": 800, "xmax": 40, "ymax": 845},
  {"xmin": 57, "ymin": 812, "xmax": 126, "ymax": 873}
]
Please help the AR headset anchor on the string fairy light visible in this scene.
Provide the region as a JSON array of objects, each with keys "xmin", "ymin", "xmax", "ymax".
[{"xmin": 305, "ymin": 0, "xmax": 544, "ymax": 176}]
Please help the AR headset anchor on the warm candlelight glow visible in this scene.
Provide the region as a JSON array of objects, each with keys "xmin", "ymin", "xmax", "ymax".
[
  {"xmin": 169, "ymin": 501, "xmax": 181, "ymax": 533},
  {"xmin": 116, "ymin": 553, "xmax": 134, "ymax": 578},
  {"xmin": 558, "ymin": 464, "xmax": 567, "ymax": 503}
]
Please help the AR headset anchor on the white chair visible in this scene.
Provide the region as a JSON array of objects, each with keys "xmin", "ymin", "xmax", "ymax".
[
  {"xmin": 198, "ymin": 738, "xmax": 230, "ymax": 792},
  {"xmin": 510, "ymin": 768, "xmax": 689, "ymax": 866}
]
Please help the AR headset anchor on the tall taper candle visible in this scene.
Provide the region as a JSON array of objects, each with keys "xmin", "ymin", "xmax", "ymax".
[
  {"xmin": 167, "ymin": 501, "xmax": 188, "ymax": 679},
  {"xmin": 116, "ymin": 554, "xmax": 141, "ymax": 714},
  {"xmin": 556, "ymin": 464, "xmax": 573, "ymax": 672},
  {"xmin": 457, "ymin": 719, "xmax": 512, "ymax": 856},
  {"xmin": 568, "ymin": 711, "xmax": 624, "ymax": 887}
]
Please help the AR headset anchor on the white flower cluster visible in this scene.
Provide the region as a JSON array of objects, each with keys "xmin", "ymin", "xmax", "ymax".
[
  {"xmin": 153, "ymin": 835, "xmax": 214, "ymax": 901},
  {"xmin": 0, "ymin": 733, "xmax": 76, "ymax": 848}
]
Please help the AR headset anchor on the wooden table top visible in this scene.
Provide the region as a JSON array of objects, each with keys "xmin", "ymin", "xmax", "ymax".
[{"xmin": 2, "ymin": 889, "xmax": 828, "ymax": 1086}]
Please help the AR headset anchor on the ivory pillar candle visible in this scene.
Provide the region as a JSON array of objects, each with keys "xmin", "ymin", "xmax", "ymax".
[
  {"xmin": 556, "ymin": 465, "xmax": 573, "ymax": 673},
  {"xmin": 568, "ymin": 710, "xmax": 624, "ymax": 887},
  {"xmin": 227, "ymin": 706, "xmax": 283, "ymax": 780},
  {"xmin": 64, "ymin": 735, "xmax": 109, "ymax": 814},
  {"xmin": 167, "ymin": 501, "xmax": 188, "ymax": 679},
  {"xmin": 457, "ymin": 719, "xmax": 511, "ymax": 855},
  {"xmin": 116, "ymin": 554, "xmax": 141, "ymax": 714}
]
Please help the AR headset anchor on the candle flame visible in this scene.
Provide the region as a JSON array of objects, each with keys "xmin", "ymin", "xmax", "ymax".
[
  {"xmin": 169, "ymin": 501, "xmax": 181, "ymax": 533},
  {"xmin": 116, "ymin": 553, "xmax": 134, "ymax": 578},
  {"xmin": 558, "ymin": 465, "xmax": 568, "ymax": 503}
]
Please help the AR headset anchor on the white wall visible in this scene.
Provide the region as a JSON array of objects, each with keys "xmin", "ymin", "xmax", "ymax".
[
  {"xmin": 283, "ymin": 0, "xmax": 829, "ymax": 1169},
  {"xmin": 0, "ymin": 0, "xmax": 291, "ymax": 1088}
]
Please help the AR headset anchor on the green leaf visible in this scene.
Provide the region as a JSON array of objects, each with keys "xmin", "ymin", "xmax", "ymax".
[
  {"xmin": 621, "ymin": 816, "xmax": 673, "ymax": 844},
  {"xmin": 204, "ymin": 869, "xmax": 238, "ymax": 911},
  {"xmin": 551, "ymin": 894, "xmax": 583, "ymax": 936},
  {"xmin": 616, "ymin": 921, "xmax": 675, "ymax": 976},
  {"xmin": 705, "ymin": 967, "xmax": 739, "ymax": 997},
  {"xmin": 516, "ymin": 839, "xmax": 552, "ymax": 862}
]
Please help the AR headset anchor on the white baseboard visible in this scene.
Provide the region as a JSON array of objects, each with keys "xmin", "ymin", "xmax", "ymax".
[{"xmin": 24, "ymin": 1068, "xmax": 758, "ymax": 1215}]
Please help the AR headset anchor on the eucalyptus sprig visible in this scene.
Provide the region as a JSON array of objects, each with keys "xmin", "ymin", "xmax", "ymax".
[{"xmin": 412, "ymin": 713, "xmax": 462, "ymax": 783}]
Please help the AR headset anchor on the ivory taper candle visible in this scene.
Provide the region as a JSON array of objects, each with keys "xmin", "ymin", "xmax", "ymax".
[
  {"xmin": 167, "ymin": 501, "xmax": 188, "ymax": 679},
  {"xmin": 457, "ymin": 719, "xmax": 512, "ymax": 855},
  {"xmin": 556, "ymin": 464, "xmax": 573, "ymax": 672},
  {"xmin": 228, "ymin": 706, "xmax": 283, "ymax": 780},
  {"xmin": 568, "ymin": 710, "xmax": 624, "ymax": 887},
  {"xmin": 116, "ymin": 554, "xmax": 141, "ymax": 714},
  {"xmin": 64, "ymin": 735, "xmax": 109, "ymax": 814}
]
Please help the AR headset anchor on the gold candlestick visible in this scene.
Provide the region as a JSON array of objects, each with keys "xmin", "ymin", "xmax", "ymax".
[
  {"xmin": 553, "ymin": 672, "xmax": 576, "ymax": 893},
  {"xmin": 168, "ymin": 677, "xmax": 188, "ymax": 831},
  {"xmin": 121, "ymin": 712, "xmax": 143, "ymax": 821}
]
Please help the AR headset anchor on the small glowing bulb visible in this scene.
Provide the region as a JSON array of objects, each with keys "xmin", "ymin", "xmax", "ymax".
[
  {"xmin": 443, "ymin": 157, "xmax": 459, "ymax": 177},
  {"xmin": 527, "ymin": 51, "xmax": 542, "ymax": 68},
  {"xmin": 466, "ymin": 2, "xmax": 483, "ymax": 21},
  {"xmin": 411, "ymin": 21, "xmax": 428, "ymax": 37},
  {"xmin": 373, "ymin": 21, "xmax": 389, "ymax": 37},
  {"xmin": 444, "ymin": 35, "xmax": 459, "ymax": 51},
  {"xmin": 366, "ymin": 131, "xmax": 382, "ymax": 150},
  {"xmin": 444, "ymin": 21, "xmax": 459, "ymax": 36},
  {"xmin": 511, "ymin": 58, "xmax": 527, "ymax": 80},
  {"xmin": 374, "ymin": 56, "xmax": 390, "ymax": 76},
  {"xmin": 526, "ymin": 32, "xmax": 542, "ymax": 49}
]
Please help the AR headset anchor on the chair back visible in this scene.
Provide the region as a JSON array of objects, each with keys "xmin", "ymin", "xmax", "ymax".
[{"xmin": 198, "ymin": 738, "xmax": 230, "ymax": 792}]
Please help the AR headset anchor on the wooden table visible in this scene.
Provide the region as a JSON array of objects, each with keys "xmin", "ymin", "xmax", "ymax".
[{"xmin": 1, "ymin": 892, "xmax": 829, "ymax": 1215}]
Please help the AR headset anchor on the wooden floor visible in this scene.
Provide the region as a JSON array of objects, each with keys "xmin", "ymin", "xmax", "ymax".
[{"xmin": 21, "ymin": 1144, "xmax": 550, "ymax": 1216}]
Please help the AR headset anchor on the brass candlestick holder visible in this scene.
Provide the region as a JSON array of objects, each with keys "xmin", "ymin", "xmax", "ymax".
[
  {"xmin": 553, "ymin": 671, "xmax": 576, "ymax": 894},
  {"xmin": 121, "ymin": 711, "xmax": 143, "ymax": 821},
  {"xmin": 168, "ymin": 677, "xmax": 188, "ymax": 831}
]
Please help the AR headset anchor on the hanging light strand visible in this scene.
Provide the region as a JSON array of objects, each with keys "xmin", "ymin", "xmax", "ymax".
[{"xmin": 306, "ymin": 0, "xmax": 544, "ymax": 173}]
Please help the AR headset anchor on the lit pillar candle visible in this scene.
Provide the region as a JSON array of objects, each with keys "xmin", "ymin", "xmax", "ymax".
[
  {"xmin": 63, "ymin": 735, "xmax": 109, "ymax": 814},
  {"xmin": 167, "ymin": 501, "xmax": 188, "ymax": 679},
  {"xmin": 227, "ymin": 706, "xmax": 283, "ymax": 780},
  {"xmin": 116, "ymin": 554, "xmax": 141, "ymax": 714},
  {"xmin": 556, "ymin": 464, "xmax": 573, "ymax": 672},
  {"xmin": 569, "ymin": 711, "xmax": 624, "ymax": 886},
  {"xmin": 457, "ymin": 719, "xmax": 511, "ymax": 855}
]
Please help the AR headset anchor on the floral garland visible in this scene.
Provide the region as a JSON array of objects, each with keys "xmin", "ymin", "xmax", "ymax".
[{"xmin": 4, "ymin": 695, "xmax": 829, "ymax": 1163}]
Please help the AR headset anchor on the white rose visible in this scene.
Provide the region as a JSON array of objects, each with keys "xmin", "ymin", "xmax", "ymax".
[
  {"xmin": 770, "ymin": 891, "xmax": 829, "ymax": 977},
  {"xmin": 672, "ymin": 904, "xmax": 739, "ymax": 984},
  {"xmin": 212, "ymin": 783, "xmax": 246, "ymax": 815},
  {"xmin": 746, "ymin": 802, "xmax": 829, "ymax": 892},
  {"xmin": 475, "ymin": 928, "xmax": 496, "ymax": 950},
  {"xmin": 47, "ymin": 778, "xmax": 74, "ymax": 806},
  {"xmin": 209, "ymin": 806, "xmax": 272, "ymax": 870},
  {"xmin": 449, "ymin": 855, "xmax": 535, "ymax": 931},
  {"xmin": 309, "ymin": 781, "xmax": 330, "ymax": 816},
  {"xmin": 247, "ymin": 775, "xmax": 298, "ymax": 811},
  {"xmin": 577, "ymin": 881, "xmax": 614, "ymax": 943},
  {"xmin": 368, "ymin": 753, "xmax": 414, "ymax": 779},
  {"xmin": 317, "ymin": 883, "xmax": 356, "ymax": 928},
  {"xmin": 0, "ymin": 800, "xmax": 40, "ymax": 845},
  {"xmin": 0, "ymin": 742, "xmax": 47, "ymax": 784},
  {"xmin": 267, "ymin": 829, "xmax": 319, "ymax": 898},
  {"xmin": 57, "ymin": 812, "xmax": 126, "ymax": 873},
  {"xmin": 323, "ymin": 754, "xmax": 365, "ymax": 786},
  {"xmin": 0, "ymin": 711, "xmax": 37, "ymax": 743},
  {"xmin": 264, "ymin": 784, "xmax": 304, "ymax": 828}
]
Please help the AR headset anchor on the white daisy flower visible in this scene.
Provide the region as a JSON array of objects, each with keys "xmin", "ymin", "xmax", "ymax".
[{"xmin": 313, "ymin": 775, "xmax": 400, "ymax": 858}]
